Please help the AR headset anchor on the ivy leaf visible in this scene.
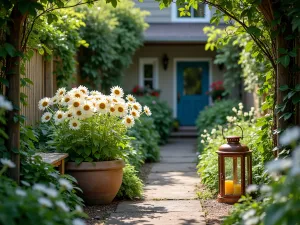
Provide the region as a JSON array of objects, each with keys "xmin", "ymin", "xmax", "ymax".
[
  {"xmin": 288, "ymin": 91, "xmax": 296, "ymax": 99},
  {"xmin": 277, "ymin": 55, "xmax": 290, "ymax": 67},
  {"xmin": 278, "ymin": 48, "xmax": 288, "ymax": 54},
  {"xmin": 295, "ymin": 84, "xmax": 300, "ymax": 91},
  {"xmin": 246, "ymin": 26, "xmax": 261, "ymax": 37},
  {"xmin": 4, "ymin": 43, "xmax": 16, "ymax": 57},
  {"xmin": 288, "ymin": 49, "xmax": 297, "ymax": 57},
  {"xmin": 0, "ymin": 77, "xmax": 9, "ymax": 87},
  {"xmin": 279, "ymin": 85, "xmax": 289, "ymax": 91},
  {"xmin": 47, "ymin": 14, "xmax": 58, "ymax": 24},
  {"xmin": 292, "ymin": 96, "xmax": 300, "ymax": 104},
  {"xmin": 284, "ymin": 113, "xmax": 293, "ymax": 121},
  {"xmin": 75, "ymin": 158, "xmax": 84, "ymax": 165}
]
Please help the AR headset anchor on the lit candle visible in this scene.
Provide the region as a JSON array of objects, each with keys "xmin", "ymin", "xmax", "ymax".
[
  {"xmin": 225, "ymin": 180, "xmax": 234, "ymax": 195},
  {"xmin": 233, "ymin": 184, "xmax": 241, "ymax": 195}
]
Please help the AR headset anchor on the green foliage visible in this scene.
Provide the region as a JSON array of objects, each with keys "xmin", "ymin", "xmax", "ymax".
[
  {"xmin": 52, "ymin": 114, "xmax": 131, "ymax": 163},
  {"xmin": 137, "ymin": 96, "xmax": 173, "ymax": 145},
  {"xmin": 117, "ymin": 164, "xmax": 143, "ymax": 200},
  {"xmin": 128, "ymin": 116, "xmax": 160, "ymax": 163},
  {"xmin": 197, "ymin": 104, "xmax": 271, "ymax": 191},
  {"xmin": 78, "ymin": 1, "xmax": 149, "ymax": 92},
  {"xmin": 196, "ymin": 100, "xmax": 238, "ymax": 133},
  {"xmin": 0, "ymin": 164, "xmax": 86, "ymax": 225}
]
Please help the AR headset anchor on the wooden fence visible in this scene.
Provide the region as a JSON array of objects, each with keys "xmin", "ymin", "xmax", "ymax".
[{"xmin": 21, "ymin": 51, "xmax": 54, "ymax": 125}]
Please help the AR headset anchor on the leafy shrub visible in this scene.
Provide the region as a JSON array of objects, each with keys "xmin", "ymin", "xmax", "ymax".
[
  {"xmin": 137, "ymin": 96, "xmax": 173, "ymax": 145},
  {"xmin": 0, "ymin": 162, "xmax": 86, "ymax": 225},
  {"xmin": 128, "ymin": 116, "xmax": 160, "ymax": 163},
  {"xmin": 197, "ymin": 104, "xmax": 272, "ymax": 191},
  {"xmin": 224, "ymin": 127, "xmax": 300, "ymax": 225},
  {"xmin": 196, "ymin": 99, "xmax": 238, "ymax": 133},
  {"xmin": 117, "ymin": 164, "xmax": 143, "ymax": 200}
]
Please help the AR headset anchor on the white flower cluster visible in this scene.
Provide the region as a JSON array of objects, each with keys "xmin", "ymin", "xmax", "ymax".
[
  {"xmin": 227, "ymin": 103, "xmax": 255, "ymax": 124},
  {"xmin": 38, "ymin": 86, "xmax": 151, "ymax": 130},
  {"xmin": 0, "ymin": 95, "xmax": 13, "ymax": 111}
]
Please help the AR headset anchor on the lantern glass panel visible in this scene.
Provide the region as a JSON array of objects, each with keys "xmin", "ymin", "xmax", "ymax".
[{"xmin": 224, "ymin": 157, "xmax": 241, "ymax": 195}]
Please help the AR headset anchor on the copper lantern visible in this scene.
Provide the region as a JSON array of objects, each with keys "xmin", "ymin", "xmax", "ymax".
[{"xmin": 217, "ymin": 125, "xmax": 252, "ymax": 204}]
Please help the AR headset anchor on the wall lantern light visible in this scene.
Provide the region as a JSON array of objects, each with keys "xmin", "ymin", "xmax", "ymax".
[
  {"xmin": 217, "ymin": 125, "xmax": 252, "ymax": 204},
  {"xmin": 162, "ymin": 54, "xmax": 169, "ymax": 71}
]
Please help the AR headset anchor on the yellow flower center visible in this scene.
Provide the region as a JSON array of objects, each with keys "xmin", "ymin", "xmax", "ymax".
[
  {"xmin": 76, "ymin": 111, "xmax": 82, "ymax": 116},
  {"xmin": 118, "ymin": 107, "xmax": 124, "ymax": 112},
  {"xmin": 58, "ymin": 114, "xmax": 63, "ymax": 119},
  {"xmin": 65, "ymin": 98, "xmax": 70, "ymax": 102},
  {"xmin": 73, "ymin": 102, "xmax": 80, "ymax": 107},
  {"xmin": 126, "ymin": 118, "xmax": 131, "ymax": 123},
  {"xmin": 132, "ymin": 112, "xmax": 136, "ymax": 116},
  {"xmin": 110, "ymin": 107, "xmax": 115, "ymax": 112},
  {"xmin": 84, "ymin": 105, "xmax": 90, "ymax": 111},
  {"xmin": 45, "ymin": 116, "xmax": 50, "ymax": 120},
  {"xmin": 80, "ymin": 90, "xmax": 86, "ymax": 94},
  {"xmin": 72, "ymin": 123, "xmax": 78, "ymax": 127},
  {"xmin": 133, "ymin": 105, "xmax": 138, "ymax": 110},
  {"xmin": 99, "ymin": 103, "xmax": 106, "ymax": 109},
  {"xmin": 75, "ymin": 93, "xmax": 81, "ymax": 98},
  {"xmin": 42, "ymin": 102, "xmax": 48, "ymax": 107},
  {"xmin": 59, "ymin": 91, "xmax": 64, "ymax": 95},
  {"xmin": 114, "ymin": 90, "xmax": 120, "ymax": 95},
  {"xmin": 113, "ymin": 99, "xmax": 118, "ymax": 103},
  {"xmin": 67, "ymin": 113, "xmax": 72, "ymax": 118}
]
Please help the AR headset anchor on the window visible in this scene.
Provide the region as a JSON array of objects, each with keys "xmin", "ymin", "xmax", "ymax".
[
  {"xmin": 139, "ymin": 58, "xmax": 158, "ymax": 89},
  {"xmin": 171, "ymin": 3, "xmax": 210, "ymax": 22}
]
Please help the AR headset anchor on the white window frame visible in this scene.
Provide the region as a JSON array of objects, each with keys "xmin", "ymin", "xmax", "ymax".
[
  {"xmin": 171, "ymin": 3, "xmax": 211, "ymax": 23},
  {"xmin": 139, "ymin": 58, "xmax": 159, "ymax": 89}
]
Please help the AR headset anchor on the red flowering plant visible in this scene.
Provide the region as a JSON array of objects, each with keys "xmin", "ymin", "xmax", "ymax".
[
  {"xmin": 131, "ymin": 85, "xmax": 160, "ymax": 97},
  {"xmin": 206, "ymin": 80, "xmax": 227, "ymax": 101}
]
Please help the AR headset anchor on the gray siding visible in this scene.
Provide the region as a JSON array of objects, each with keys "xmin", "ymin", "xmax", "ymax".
[{"xmin": 134, "ymin": 0, "xmax": 171, "ymax": 23}]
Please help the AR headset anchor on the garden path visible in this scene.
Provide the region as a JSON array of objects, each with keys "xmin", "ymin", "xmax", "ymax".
[{"xmin": 106, "ymin": 138, "xmax": 205, "ymax": 225}]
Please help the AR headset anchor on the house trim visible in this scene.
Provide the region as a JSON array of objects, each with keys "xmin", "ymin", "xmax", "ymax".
[
  {"xmin": 173, "ymin": 58, "xmax": 213, "ymax": 118},
  {"xmin": 139, "ymin": 58, "xmax": 159, "ymax": 89},
  {"xmin": 171, "ymin": 3, "xmax": 211, "ymax": 23}
]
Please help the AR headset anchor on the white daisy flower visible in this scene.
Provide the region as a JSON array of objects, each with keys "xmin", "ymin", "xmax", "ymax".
[
  {"xmin": 244, "ymin": 112, "xmax": 249, "ymax": 117},
  {"xmin": 72, "ymin": 218, "xmax": 86, "ymax": 225},
  {"xmin": 33, "ymin": 184, "xmax": 48, "ymax": 193},
  {"xmin": 0, "ymin": 158, "xmax": 16, "ymax": 168},
  {"xmin": 69, "ymin": 118, "xmax": 81, "ymax": 130},
  {"xmin": 59, "ymin": 178, "xmax": 73, "ymax": 191},
  {"xmin": 70, "ymin": 98, "xmax": 82, "ymax": 108},
  {"xmin": 70, "ymin": 89, "xmax": 85, "ymax": 99},
  {"xmin": 73, "ymin": 108, "xmax": 85, "ymax": 120},
  {"xmin": 51, "ymin": 96, "xmax": 60, "ymax": 105},
  {"xmin": 109, "ymin": 104, "xmax": 117, "ymax": 116},
  {"xmin": 75, "ymin": 205, "xmax": 83, "ymax": 213},
  {"xmin": 78, "ymin": 85, "xmax": 89, "ymax": 95},
  {"xmin": 38, "ymin": 97, "xmax": 51, "ymax": 110},
  {"xmin": 122, "ymin": 115, "xmax": 135, "ymax": 128},
  {"xmin": 65, "ymin": 110, "xmax": 74, "ymax": 119},
  {"xmin": 232, "ymin": 107, "xmax": 237, "ymax": 113},
  {"xmin": 54, "ymin": 110, "xmax": 65, "ymax": 124},
  {"xmin": 16, "ymin": 188, "xmax": 27, "ymax": 197},
  {"xmin": 97, "ymin": 100, "xmax": 108, "ymax": 113},
  {"xmin": 201, "ymin": 140, "xmax": 205, "ymax": 144},
  {"xmin": 132, "ymin": 102, "xmax": 142, "ymax": 112},
  {"xmin": 90, "ymin": 90, "xmax": 102, "ymax": 96},
  {"xmin": 41, "ymin": 112, "xmax": 52, "ymax": 123},
  {"xmin": 56, "ymin": 200, "xmax": 69, "ymax": 212},
  {"xmin": 115, "ymin": 103, "xmax": 128, "ymax": 117},
  {"xmin": 56, "ymin": 87, "xmax": 66, "ymax": 97},
  {"xmin": 38, "ymin": 197, "xmax": 53, "ymax": 208},
  {"xmin": 82, "ymin": 101, "xmax": 94, "ymax": 117},
  {"xmin": 130, "ymin": 110, "xmax": 140, "ymax": 119},
  {"xmin": 246, "ymin": 184, "xmax": 258, "ymax": 193},
  {"xmin": 144, "ymin": 106, "xmax": 152, "ymax": 116},
  {"xmin": 126, "ymin": 94, "xmax": 136, "ymax": 103},
  {"xmin": 61, "ymin": 94, "xmax": 72, "ymax": 106},
  {"xmin": 110, "ymin": 86, "xmax": 124, "ymax": 98}
]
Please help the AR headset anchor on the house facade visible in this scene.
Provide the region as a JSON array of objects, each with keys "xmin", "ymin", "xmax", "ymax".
[{"xmin": 122, "ymin": 1, "xmax": 226, "ymax": 126}]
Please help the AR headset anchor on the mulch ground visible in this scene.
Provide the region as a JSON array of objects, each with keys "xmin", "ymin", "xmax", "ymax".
[{"xmin": 84, "ymin": 163, "xmax": 154, "ymax": 225}]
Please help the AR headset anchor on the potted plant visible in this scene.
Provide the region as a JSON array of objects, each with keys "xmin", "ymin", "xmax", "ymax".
[{"xmin": 38, "ymin": 85, "xmax": 151, "ymax": 204}]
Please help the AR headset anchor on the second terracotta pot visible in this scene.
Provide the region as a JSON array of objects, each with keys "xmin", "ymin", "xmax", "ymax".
[{"xmin": 66, "ymin": 159, "xmax": 125, "ymax": 205}]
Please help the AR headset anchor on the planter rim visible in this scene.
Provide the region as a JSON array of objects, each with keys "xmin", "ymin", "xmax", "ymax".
[{"xmin": 66, "ymin": 159, "xmax": 125, "ymax": 171}]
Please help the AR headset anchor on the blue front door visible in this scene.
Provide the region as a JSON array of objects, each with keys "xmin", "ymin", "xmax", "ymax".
[{"xmin": 177, "ymin": 61, "xmax": 209, "ymax": 126}]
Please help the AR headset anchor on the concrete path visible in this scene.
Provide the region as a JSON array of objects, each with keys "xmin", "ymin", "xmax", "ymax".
[{"xmin": 106, "ymin": 138, "xmax": 205, "ymax": 225}]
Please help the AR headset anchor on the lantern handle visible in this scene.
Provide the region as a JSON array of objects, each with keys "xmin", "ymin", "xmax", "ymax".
[{"xmin": 222, "ymin": 124, "xmax": 244, "ymax": 140}]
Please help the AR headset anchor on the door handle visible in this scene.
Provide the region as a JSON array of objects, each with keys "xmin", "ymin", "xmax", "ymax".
[{"xmin": 177, "ymin": 92, "xmax": 181, "ymax": 102}]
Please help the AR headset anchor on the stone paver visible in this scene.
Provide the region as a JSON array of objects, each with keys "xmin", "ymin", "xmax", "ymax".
[{"xmin": 106, "ymin": 138, "xmax": 204, "ymax": 224}]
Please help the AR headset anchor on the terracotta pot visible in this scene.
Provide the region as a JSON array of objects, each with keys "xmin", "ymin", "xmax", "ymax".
[{"xmin": 66, "ymin": 159, "xmax": 125, "ymax": 205}]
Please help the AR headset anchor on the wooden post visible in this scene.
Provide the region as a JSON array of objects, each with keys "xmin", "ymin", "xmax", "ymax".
[
  {"xmin": 5, "ymin": 6, "xmax": 27, "ymax": 183},
  {"xmin": 44, "ymin": 57, "xmax": 54, "ymax": 97}
]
